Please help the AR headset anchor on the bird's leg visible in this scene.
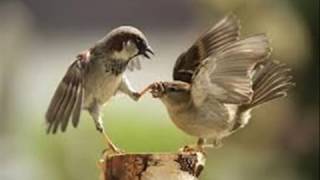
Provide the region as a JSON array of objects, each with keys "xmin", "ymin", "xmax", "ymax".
[
  {"xmin": 180, "ymin": 138, "xmax": 207, "ymax": 153},
  {"xmin": 138, "ymin": 81, "xmax": 167, "ymax": 98},
  {"xmin": 181, "ymin": 138, "xmax": 219, "ymax": 153},
  {"xmin": 119, "ymin": 75, "xmax": 141, "ymax": 101},
  {"xmin": 138, "ymin": 84, "xmax": 153, "ymax": 97},
  {"xmin": 99, "ymin": 124, "xmax": 122, "ymax": 154},
  {"xmin": 198, "ymin": 138, "xmax": 216, "ymax": 149},
  {"xmin": 89, "ymin": 103, "xmax": 122, "ymax": 153},
  {"xmin": 196, "ymin": 138, "xmax": 213, "ymax": 151}
]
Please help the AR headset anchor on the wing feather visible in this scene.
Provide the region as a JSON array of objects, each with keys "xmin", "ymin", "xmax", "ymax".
[
  {"xmin": 173, "ymin": 14, "xmax": 241, "ymax": 83},
  {"xmin": 46, "ymin": 60, "xmax": 85, "ymax": 134},
  {"xmin": 191, "ymin": 34, "xmax": 271, "ymax": 107},
  {"xmin": 60, "ymin": 79, "xmax": 79, "ymax": 132},
  {"xmin": 72, "ymin": 82, "xmax": 83, "ymax": 128}
]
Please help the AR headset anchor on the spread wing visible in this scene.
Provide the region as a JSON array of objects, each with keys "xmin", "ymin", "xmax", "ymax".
[
  {"xmin": 191, "ymin": 34, "xmax": 271, "ymax": 107},
  {"xmin": 173, "ymin": 14, "xmax": 241, "ymax": 83},
  {"xmin": 46, "ymin": 59, "xmax": 85, "ymax": 134}
]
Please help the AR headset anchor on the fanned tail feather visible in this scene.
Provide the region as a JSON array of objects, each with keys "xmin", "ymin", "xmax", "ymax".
[{"xmin": 246, "ymin": 60, "xmax": 295, "ymax": 108}]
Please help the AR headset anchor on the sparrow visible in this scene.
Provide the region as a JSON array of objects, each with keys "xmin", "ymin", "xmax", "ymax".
[
  {"xmin": 140, "ymin": 14, "xmax": 294, "ymax": 150},
  {"xmin": 45, "ymin": 26, "xmax": 154, "ymax": 152}
]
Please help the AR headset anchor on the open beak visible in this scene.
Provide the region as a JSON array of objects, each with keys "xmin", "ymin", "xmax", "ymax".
[{"xmin": 141, "ymin": 46, "xmax": 154, "ymax": 59}]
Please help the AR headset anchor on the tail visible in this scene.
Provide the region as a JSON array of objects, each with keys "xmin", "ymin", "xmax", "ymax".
[
  {"xmin": 245, "ymin": 60, "xmax": 295, "ymax": 109},
  {"xmin": 230, "ymin": 60, "xmax": 294, "ymax": 132}
]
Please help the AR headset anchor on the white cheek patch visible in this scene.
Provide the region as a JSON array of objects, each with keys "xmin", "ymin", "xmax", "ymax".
[
  {"xmin": 111, "ymin": 40, "xmax": 138, "ymax": 60},
  {"xmin": 126, "ymin": 40, "xmax": 133, "ymax": 48},
  {"xmin": 112, "ymin": 49, "xmax": 131, "ymax": 60},
  {"xmin": 125, "ymin": 40, "xmax": 139, "ymax": 55}
]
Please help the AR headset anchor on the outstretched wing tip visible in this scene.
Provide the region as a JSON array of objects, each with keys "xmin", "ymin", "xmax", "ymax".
[
  {"xmin": 173, "ymin": 13, "xmax": 241, "ymax": 83},
  {"xmin": 191, "ymin": 33, "xmax": 272, "ymax": 106},
  {"xmin": 44, "ymin": 60, "xmax": 84, "ymax": 134}
]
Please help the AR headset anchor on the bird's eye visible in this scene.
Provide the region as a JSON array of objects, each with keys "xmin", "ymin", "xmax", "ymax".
[{"xmin": 135, "ymin": 38, "xmax": 145, "ymax": 47}]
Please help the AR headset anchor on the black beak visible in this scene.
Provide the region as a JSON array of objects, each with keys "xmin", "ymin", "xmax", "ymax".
[{"xmin": 141, "ymin": 46, "xmax": 154, "ymax": 59}]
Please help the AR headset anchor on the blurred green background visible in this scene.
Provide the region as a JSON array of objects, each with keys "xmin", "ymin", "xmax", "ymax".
[{"xmin": 0, "ymin": 0, "xmax": 318, "ymax": 179}]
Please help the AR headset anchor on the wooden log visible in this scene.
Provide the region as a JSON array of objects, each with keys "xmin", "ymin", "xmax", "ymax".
[{"xmin": 98, "ymin": 150, "xmax": 206, "ymax": 180}]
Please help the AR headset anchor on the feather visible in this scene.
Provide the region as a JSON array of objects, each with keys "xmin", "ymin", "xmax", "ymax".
[
  {"xmin": 246, "ymin": 61, "xmax": 295, "ymax": 108},
  {"xmin": 173, "ymin": 14, "xmax": 241, "ymax": 83},
  {"xmin": 72, "ymin": 84, "xmax": 83, "ymax": 128},
  {"xmin": 46, "ymin": 60, "xmax": 85, "ymax": 134},
  {"xmin": 191, "ymin": 34, "xmax": 271, "ymax": 106}
]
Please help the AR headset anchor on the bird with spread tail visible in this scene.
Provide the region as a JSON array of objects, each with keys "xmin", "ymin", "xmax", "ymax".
[
  {"xmin": 140, "ymin": 14, "xmax": 294, "ymax": 150},
  {"xmin": 45, "ymin": 26, "xmax": 154, "ymax": 153}
]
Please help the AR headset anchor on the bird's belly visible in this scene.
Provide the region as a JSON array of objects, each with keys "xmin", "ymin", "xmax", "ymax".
[
  {"xmin": 168, "ymin": 107, "xmax": 233, "ymax": 139},
  {"xmin": 166, "ymin": 110, "xmax": 212, "ymax": 138},
  {"xmin": 84, "ymin": 72, "xmax": 122, "ymax": 108}
]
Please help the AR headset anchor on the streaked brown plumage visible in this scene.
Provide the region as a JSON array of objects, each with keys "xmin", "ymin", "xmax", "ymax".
[
  {"xmin": 46, "ymin": 26, "xmax": 153, "ymax": 152},
  {"xmin": 142, "ymin": 14, "xmax": 294, "ymax": 150}
]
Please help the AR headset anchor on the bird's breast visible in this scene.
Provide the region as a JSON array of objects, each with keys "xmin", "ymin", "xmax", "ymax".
[
  {"xmin": 83, "ymin": 66, "xmax": 123, "ymax": 108},
  {"xmin": 165, "ymin": 101, "xmax": 238, "ymax": 139}
]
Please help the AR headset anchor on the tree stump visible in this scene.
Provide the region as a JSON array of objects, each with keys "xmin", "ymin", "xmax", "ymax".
[{"xmin": 99, "ymin": 150, "xmax": 206, "ymax": 180}]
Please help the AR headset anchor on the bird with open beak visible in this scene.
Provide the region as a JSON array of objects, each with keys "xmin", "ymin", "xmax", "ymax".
[
  {"xmin": 140, "ymin": 14, "xmax": 294, "ymax": 151},
  {"xmin": 45, "ymin": 26, "xmax": 154, "ymax": 153}
]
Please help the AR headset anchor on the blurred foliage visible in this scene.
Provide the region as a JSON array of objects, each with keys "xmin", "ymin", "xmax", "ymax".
[{"xmin": 0, "ymin": 0, "xmax": 318, "ymax": 180}]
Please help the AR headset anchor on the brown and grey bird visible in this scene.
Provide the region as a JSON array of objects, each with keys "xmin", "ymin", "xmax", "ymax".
[
  {"xmin": 45, "ymin": 26, "xmax": 154, "ymax": 152},
  {"xmin": 140, "ymin": 14, "xmax": 294, "ymax": 150}
]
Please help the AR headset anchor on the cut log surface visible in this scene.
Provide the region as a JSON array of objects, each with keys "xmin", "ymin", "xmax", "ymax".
[{"xmin": 99, "ymin": 150, "xmax": 206, "ymax": 180}]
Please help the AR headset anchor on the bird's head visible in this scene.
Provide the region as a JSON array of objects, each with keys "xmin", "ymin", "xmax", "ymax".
[{"xmin": 103, "ymin": 26, "xmax": 154, "ymax": 61}]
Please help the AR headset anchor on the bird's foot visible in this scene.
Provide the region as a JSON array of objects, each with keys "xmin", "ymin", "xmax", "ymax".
[
  {"xmin": 180, "ymin": 138, "xmax": 221, "ymax": 153},
  {"xmin": 96, "ymin": 125, "xmax": 124, "ymax": 154},
  {"xmin": 101, "ymin": 132, "xmax": 124, "ymax": 154},
  {"xmin": 102, "ymin": 145, "xmax": 124, "ymax": 156},
  {"xmin": 180, "ymin": 144, "xmax": 205, "ymax": 153},
  {"xmin": 107, "ymin": 142, "xmax": 124, "ymax": 154},
  {"xmin": 149, "ymin": 82, "xmax": 167, "ymax": 98},
  {"xmin": 138, "ymin": 82, "xmax": 167, "ymax": 98},
  {"xmin": 131, "ymin": 92, "xmax": 141, "ymax": 101}
]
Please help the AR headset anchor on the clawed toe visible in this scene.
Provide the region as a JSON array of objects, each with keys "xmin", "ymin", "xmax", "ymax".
[
  {"xmin": 103, "ymin": 145, "xmax": 124, "ymax": 155},
  {"xmin": 150, "ymin": 82, "xmax": 166, "ymax": 98},
  {"xmin": 180, "ymin": 144, "xmax": 204, "ymax": 153}
]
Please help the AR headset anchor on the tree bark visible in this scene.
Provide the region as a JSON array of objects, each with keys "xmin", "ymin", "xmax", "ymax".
[{"xmin": 99, "ymin": 150, "xmax": 206, "ymax": 180}]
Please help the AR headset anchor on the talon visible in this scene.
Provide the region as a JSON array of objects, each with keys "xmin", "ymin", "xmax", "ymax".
[
  {"xmin": 179, "ymin": 144, "xmax": 205, "ymax": 153},
  {"xmin": 96, "ymin": 125, "xmax": 123, "ymax": 154},
  {"xmin": 149, "ymin": 82, "xmax": 167, "ymax": 98},
  {"xmin": 100, "ymin": 146, "xmax": 123, "ymax": 162},
  {"xmin": 179, "ymin": 145, "xmax": 195, "ymax": 153},
  {"xmin": 104, "ymin": 143, "xmax": 124, "ymax": 154},
  {"xmin": 159, "ymin": 82, "xmax": 165, "ymax": 92},
  {"xmin": 154, "ymin": 82, "xmax": 160, "ymax": 90},
  {"xmin": 111, "ymin": 145, "xmax": 124, "ymax": 154}
]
